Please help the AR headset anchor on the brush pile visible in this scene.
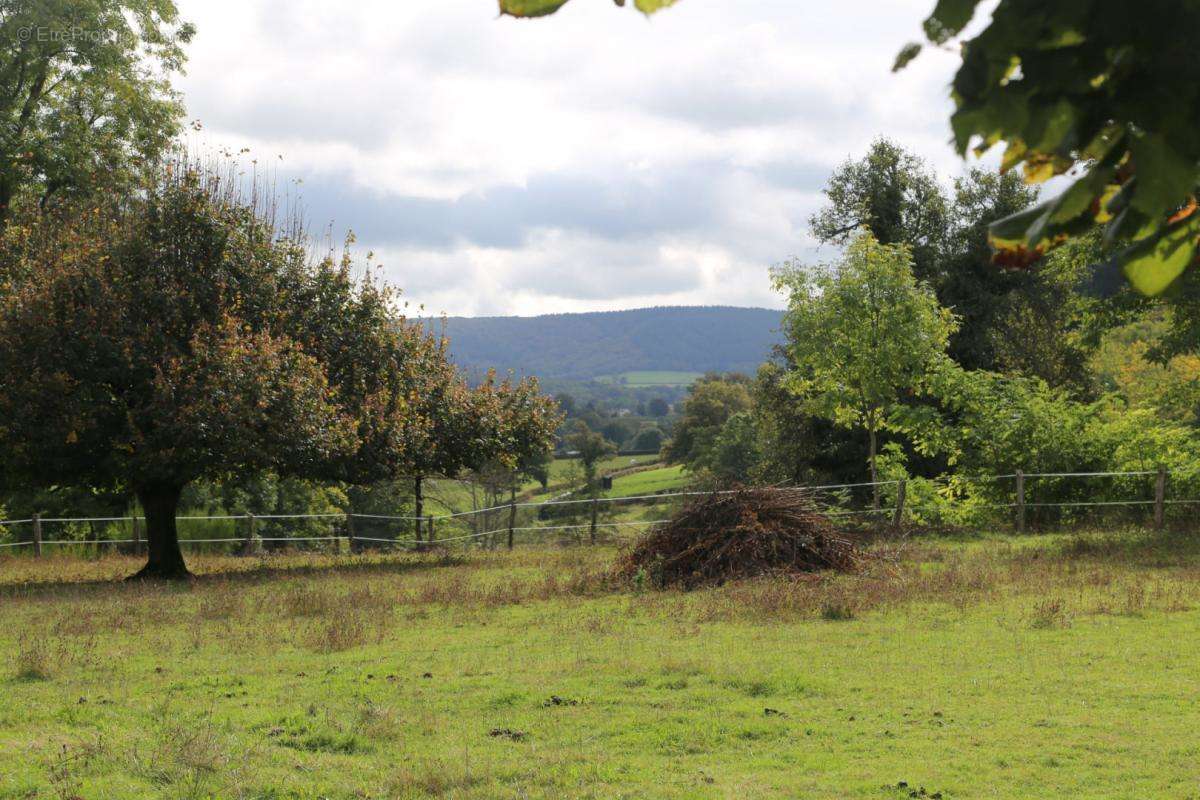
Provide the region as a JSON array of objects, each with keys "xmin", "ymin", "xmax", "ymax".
[{"xmin": 619, "ymin": 486, "xmax": 861, "ymax": 589}]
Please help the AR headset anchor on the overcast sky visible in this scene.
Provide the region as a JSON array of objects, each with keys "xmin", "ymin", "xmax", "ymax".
[{"xmin": 175, "ymin": 0, "xmax": 980, "ymax": 317}]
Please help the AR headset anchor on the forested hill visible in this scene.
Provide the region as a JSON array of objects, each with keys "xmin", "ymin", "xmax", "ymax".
[{"xmin": 433, "ymin": 306, "xmax": 785, "ymax": 381}]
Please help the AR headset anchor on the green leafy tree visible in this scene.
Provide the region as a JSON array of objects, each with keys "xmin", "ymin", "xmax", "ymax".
[
  {"xmin": 0, "ymin": 0, "xmax": 193, "ymax": 223},
  {"xmin": 940, "ymin": 168, "xmax": 1038, "ymax": 370},
  {"xmin": 661, "ymin": 373, "xmax": 752, "ymax": 468},
  {"xmin": 774, "ymin": 232, "xmax": 957, "ymax": 508},
  {"xmin": 810, "ymin": 138, "xmax": 948, "ymax": 285},
  {"xmin": 474, "ymin": 372, "xmax": 563, "ymax": 523},
  {"xmin": 627, "ymin": 424, "xmax": 665, "ymax": 453},
  {"xmin": 0, "ymin": 161, "xmax": 443, "ymax": 578},
  {"xmin": 566, "ymin": 420, "xmax": 617, "ymax": 497},
  {"xmin": 701, "ymin": 411, "xmax": 761, "ymax": 484},
  {"xmin": 751, "ymin": 360, "xmax": 866, "ymax": 487}
]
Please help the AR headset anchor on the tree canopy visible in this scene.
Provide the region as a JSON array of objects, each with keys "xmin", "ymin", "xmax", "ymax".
[
  {"xmin": 0, "ymin": 161, "xmax": 447, "ymax": 577},
  {"xmin": 0, "ymin": 0, "xmax": 193, "ymax": 223},
  {"xmin": 773, "ymin": 232, "xmax": 957, "ymax": 506},
  {"xmin": 662, "ymin": 373, "xmax": 752, "ymax": 468}
]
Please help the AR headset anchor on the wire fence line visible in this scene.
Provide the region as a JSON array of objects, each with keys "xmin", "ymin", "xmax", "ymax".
[{"xmin": 0, "ymin": 468, "xmax": 1192, "ymax": 555}]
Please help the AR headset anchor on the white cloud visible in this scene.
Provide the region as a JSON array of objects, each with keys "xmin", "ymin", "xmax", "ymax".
[{"xmin": 176, "ymin": 0, "xmax": 985, "ymax": 316}]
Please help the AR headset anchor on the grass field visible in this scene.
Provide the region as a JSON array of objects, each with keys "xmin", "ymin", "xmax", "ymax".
[
  {"xmin": 420, "ymin": 455, "xmax": 663, "ymax": 515},
  {"xmin": 3, "ymin": 529, "xmax": 1200, "ymax": 798},
  {"xmin": 606, "ymin": 464, "xmax": 689, "ymax": 498},
  {"xmin": 595, "ymin": 371, "xmax": 703, "ymax": 387}
]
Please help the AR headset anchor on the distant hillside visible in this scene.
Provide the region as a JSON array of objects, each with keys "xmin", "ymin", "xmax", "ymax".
[{"xmin": 434, "ymin": 306, "xmax": 785, "ymax": 381}]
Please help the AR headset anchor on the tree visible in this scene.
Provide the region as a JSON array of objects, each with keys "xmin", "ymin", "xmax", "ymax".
[
  {"xmin": 647, "ymin": 397, "xmax": 670, "ymax": 417},
  {"xmin": 773, "ymin": 232, "xmax": 957, "ymax": 508},
  {"xmin": 627, "ymin": 424, "xmax": 664, "ymax": 453},
  {"xmin": 939, "ymin": 168, "xmax": 1039, "ymax": 371},
  {"xmin": 0, "ymin": 161, "xmax": 443, "ymax": 578},
  {"xmin": 751, "ymin": 360, "xmax": 866, "ymax": 487},
  {"xmin": 395, "ymin": 352, "xmax": 485, "ymax": 542},
  {"xmin": 0, "ymin": 1, "xmax": 193, "ymax": 224},
  {"xmin": 661, "ymin": 373, "xmax": 752, "ymax": 468},
  {"xmin": 702, "ymin": 412, "xmax": 761, "ymax": 483},
  {"xmin": 810, "ymin": 138, "xmax": 948, "ymax": 285},
  {"xmin": 566, "ymin": 420, "xmax": 616, "ymax": 496},
  {"xmin": 491, "ymin": 375, "xmax": 563, "ymax": 546},
  {"xmin": 554, "ymin": 392, "xmax": 577, "ymax": 418}
]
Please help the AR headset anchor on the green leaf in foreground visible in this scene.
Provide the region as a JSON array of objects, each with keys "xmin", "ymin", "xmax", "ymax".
[
  {"xmin": 498, "ymin": 0, "xmax": 677, "ymax": 16},
  {"xmin": 903, "ymin": 0, "xmax": 1200, "ymax": 294},
  {"xmin": 498, "ymin": 0, "xmax": 571, "ymax": 17}
]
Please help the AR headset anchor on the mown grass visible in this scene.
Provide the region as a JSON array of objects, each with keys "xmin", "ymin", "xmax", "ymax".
[{"xmin": 3, "ymin": 529, "xmax": 1200, "ymax": 798}]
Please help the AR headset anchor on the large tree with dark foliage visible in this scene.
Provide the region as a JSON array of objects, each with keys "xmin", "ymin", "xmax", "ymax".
[
  {"xmin": 0, "ymin": 160, "xmax": 442, "ymax": 578},
  {"xmin": 810, "ymin": 138, "xmax": 948, "ymax": 286}
]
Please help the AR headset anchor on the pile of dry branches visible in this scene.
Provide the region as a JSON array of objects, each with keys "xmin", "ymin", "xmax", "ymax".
[{"xmin": 618, "ymin": 486, "xmax": 862, "ymax": 589}]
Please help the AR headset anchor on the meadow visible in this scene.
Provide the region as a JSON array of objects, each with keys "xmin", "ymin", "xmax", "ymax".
[
  {"xmin": 3, "ymin": 528, "xmax": 1199, "ymax": 799},
  {"xmin": 596, "ymin": 371, "xmax": 704, "ymax": 387},
  {"xmin": 607, "ymin": 464, "xmax": 689, "ymax": 498}
]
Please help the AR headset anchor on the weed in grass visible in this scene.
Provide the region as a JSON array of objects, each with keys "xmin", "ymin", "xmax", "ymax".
[
  {"xmin": 45, "ymin": 738, "xmax": 105, "ymax": 800},
  {"xmin": 196, "ymin": 589, "xmax": 243, "ymax": 621},
  {"xmin": 1029, "ymin": 597, "xmax": 1071, "ymax": 629},
  {"xmin": 130, "ymin": 709, "xmax": 241, "ymax": 799},
  {"xmin": 385, "ymin": 758, "xmax": 486, "ymax": 797},
  {"xmin": 356, "ymin": 701, "xmax": 402, "ymax": 742},
  {"xmin": 271, "ymin": 713, "xmax": 369, "ymax": 755},
  {"xmin": 1123, "ymin": 581, "xmax": 1147, "ymax": 616},
  {"xmin": 14, "ymin": 634, "xmax": 56, "ymax": 681},
  {"xmin": 820, "ymin": 598, "xmax": 857, "ymax": 621},
  {"xmin": 305, "ymin": 611, "xmax": 371, "ymax": 653},
  {"xmin": 282, "ymin": 584, "xmax": 335, "ymax": 618}
]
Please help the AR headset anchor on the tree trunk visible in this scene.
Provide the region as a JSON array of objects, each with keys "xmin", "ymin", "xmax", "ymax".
[
  {"xmin": 413, "ymin": 475, "xmax": 424, "ymax": 543},
  {"xmin": 0, "ymin": 177, "xmax": 13, "ymax": 228},
  {"xmin": 129, "ymin": 483, "xmax": 190, "ymax": 580},
  {"xmin": 868, "ymin": 424, "xmax": 880, "ymax": 511}
]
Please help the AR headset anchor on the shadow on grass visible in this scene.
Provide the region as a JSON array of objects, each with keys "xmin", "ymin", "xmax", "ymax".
[
  {"xmin": 1054, "ymin": 526, "xmax": 1200, "ymax": 567},
  {"xmin": 0, "ymin": 550, "xmax": 466, "ymax": 600}
]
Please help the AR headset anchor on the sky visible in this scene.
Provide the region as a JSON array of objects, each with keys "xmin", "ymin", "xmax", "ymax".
[{"xmin": 175, "ymin": 0, "xmax": 983, "ymax": 318}]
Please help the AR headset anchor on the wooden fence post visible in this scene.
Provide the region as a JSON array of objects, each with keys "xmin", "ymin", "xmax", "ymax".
[
  {"xmin": 589, "ymin": 498, "xmax": 599, "ymax": 545},
  {"xmin": 892, "ymin": 479, "xmax": 907, "ymax": 527},
  {"xmin": 32, "ymin": 512, "xmax": 42, "ymax": 557},
  {"xmin": 132, "ymin": 515, "xmax": 142, "ymax": 556},
  {"xmin": 1015, "ymin": 470, "xmax": 1026, "ymax": 534},
  {"xmin": 427, "ymin": 515, "xmax": 435, "ymax": 547},
  {"xmin": 345, "ymin": 512, "xmax": 355, "ymax": 553},
  {"xmin": 244, "ymin": 513, "xmax": 256, "ymax": 555},
  {"xmin": 507, "ymin": 500, "xmax": 517, "ymax": 551},
  {"xmin": 1154, "ymin": 466, "xmax": 1167, "ymax": 530}
]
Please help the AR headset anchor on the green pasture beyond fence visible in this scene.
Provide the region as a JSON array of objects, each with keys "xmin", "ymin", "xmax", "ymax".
[{"xmin": 0, "ymin": 468, "xmax": 1193, "ymax": 558}]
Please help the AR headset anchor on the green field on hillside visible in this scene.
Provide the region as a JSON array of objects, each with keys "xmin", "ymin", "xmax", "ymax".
[
  {"xmin": 4, "ymin": 530, "xmax": 1200, "ymax": 798},
  {"xmin": 596, "ymin": 371, "xmax": 703, "ymax": 387},
  {"xmin": 606, "ymin": 464, "xmax": 689, "ymax": 498}
]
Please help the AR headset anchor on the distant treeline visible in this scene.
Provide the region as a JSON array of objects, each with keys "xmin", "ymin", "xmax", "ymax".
[{"xmin": 433, "ymin": 306, "xmax": 784, "ymax": 381}]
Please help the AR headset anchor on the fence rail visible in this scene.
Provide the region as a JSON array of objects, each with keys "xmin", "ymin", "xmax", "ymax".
[{"xmin": 0, "ymin": 468, "xmax": 1191, "ymax": 556}]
